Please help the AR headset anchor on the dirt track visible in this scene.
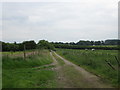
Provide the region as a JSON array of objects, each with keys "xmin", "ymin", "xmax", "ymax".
[{"xmin": 50, "ymin": 51, "xmax": 113, "ymax": 88}]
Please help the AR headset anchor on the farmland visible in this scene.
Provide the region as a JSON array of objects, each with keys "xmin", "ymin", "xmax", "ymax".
[
  {"xmin": 2, "ymin": 48, "xmax": 120, "ymax": 88},
  {"xmin": 2, "ymin": 0, "xmax": 120, "ymax": 88},
  {"xmin": 56, "ymin": 49, "xmax": 119, "ymax": 87},
  {"xmin": 2, "ymin": 50, "xmax": 57, "ymax": 88},
  {"xmin": 1, "ymin": 39, "xmax": 120, "ymax": 88}
]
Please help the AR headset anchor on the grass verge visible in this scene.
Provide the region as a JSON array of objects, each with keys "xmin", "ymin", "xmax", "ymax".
[
  {"xmin": 2, "ymin": 50, "xmax": 56, "ymax": 88},
  {"xmin": 56, "ymin": 49, "xmax": 119, "ymax": 87}
]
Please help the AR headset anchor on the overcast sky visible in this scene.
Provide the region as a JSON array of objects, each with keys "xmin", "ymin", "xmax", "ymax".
[{"xmin": 1, "ymin": 0, "xmax": 119, "ymax": 43}]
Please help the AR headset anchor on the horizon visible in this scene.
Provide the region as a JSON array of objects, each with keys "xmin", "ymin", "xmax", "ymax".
[{"xmin": 1, "ymin": 38, "xmax": 119, "ymax": 44}]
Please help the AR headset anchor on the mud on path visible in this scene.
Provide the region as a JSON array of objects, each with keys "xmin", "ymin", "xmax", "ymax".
[{"xmin": 50, "ymin": 51, "xmax": 113, "ymax": 88}]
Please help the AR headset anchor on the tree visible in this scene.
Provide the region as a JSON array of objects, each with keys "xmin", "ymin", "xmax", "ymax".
[
  {"xmin": 22, "ymin": 40, "xmax": 36, "ymax": 50},
  {"xmin": 94, "ymin": 41, "xmax": 102, "ymax": 45},
  {"xmin": 38, "ymin": 40, "xmax": 55, "ymax": 50},
  {"xmin": 76, "ymin": 40, "xmax": 91, "ymax": 46}
]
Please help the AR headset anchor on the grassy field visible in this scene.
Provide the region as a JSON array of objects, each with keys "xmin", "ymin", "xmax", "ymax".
[
  {"xmin": 56, "ymin": 49, "xmax": 119, "ymax": 87},
  {"xmin": 2, "ymin": 50, "xmax": 56, "ymax": 88},
  {"xmin": 2, "ymin": 49, "xmax": 120, "ymax": 88}
]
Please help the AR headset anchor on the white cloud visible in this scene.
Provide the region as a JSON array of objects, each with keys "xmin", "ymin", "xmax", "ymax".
[{"xmin": 2, "ymin": 0, "xmax": 118, "ymax": 42}]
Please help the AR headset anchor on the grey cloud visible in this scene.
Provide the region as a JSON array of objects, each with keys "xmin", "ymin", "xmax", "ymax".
[{"xmin": 2, "ymin": 1, "xmax": 118, "ymax": 42}]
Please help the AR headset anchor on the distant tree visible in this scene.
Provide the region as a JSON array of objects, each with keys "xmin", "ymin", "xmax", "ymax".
[
  {"xmin": 90, "ymin": 41, "xmax": 94, "ymax": 45},
  {"xmin": 94, "ymin": 41, "xmax": 101, "ymax": 45},
  {"xmin": 13, "ymin": 42, "xmax": 19, "ymax": 52},
  {"xmin": 23, "ymin": 40, "xmax": 36, "ymax": 50},
  {"xmin": 2, "ymin": 42, "xmax": 15, "ymax": 51},
  {"xmin": 18, "ymin": 43, "xmax": 24, "ymax": 51},
  {"xmin": 105, "ymin": 39, "xmax": 120, "ymax": 45},
  {"xmin": 38, "ymin": 40, "xmax": 55, "ymax": 50},
  {"xmin": 70, "ymin": 42, "xmax": 76, "ymax": 45},
  {"xmin": 101, "ymin": 41, "xmax": 105, "ymax": 45},
  {"xmin": 76, "ymin": 40, "xmax": 91, "ymax": 45},
  {"xmin": 2, "ymin": 42, "xmax": 6, "ymax": 51}
]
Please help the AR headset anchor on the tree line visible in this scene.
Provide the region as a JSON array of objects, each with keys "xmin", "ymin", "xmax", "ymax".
[
  {"xmin": 51, "ymin": 39, "xmax": 120, "ymax": 50},
  {"xmin": 1, "ymin": 40, "xmax": 55, "ymax": 52},
  {"xmin": 1, "ymin": 39, "xmax": 120, "ymax": 51},
  {"xmin": 51, "ymin": 39, "xmax": 120, "ymax": 46}
]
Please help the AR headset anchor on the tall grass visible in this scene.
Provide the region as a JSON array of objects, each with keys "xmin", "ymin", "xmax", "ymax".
[
  {"xmin": 57, "ymin": 49, "xmax": 119, "ymax": 87},
  {"xmin": 3, "ymin": 50, "xmax": 56, "ymax": 88},
  {"xmin": 3, "ymin": 51, "xmax": 53, "ymax": 69}
]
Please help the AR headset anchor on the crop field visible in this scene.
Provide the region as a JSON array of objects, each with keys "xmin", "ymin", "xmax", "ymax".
[
  {"xmin": 56, "ymin": 49, "xmax": 120, "ymax": 87},
  {"xmin": 2, "ymin": 50, "xmax": 56, "ymax": 88}
]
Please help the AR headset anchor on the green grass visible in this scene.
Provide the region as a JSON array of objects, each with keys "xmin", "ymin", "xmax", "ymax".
[
  {"xmin": 3, "ymin": 69, "xmax": 55, "ymax": 88},
  {"xmin": 2, "ymin": 50, "xmax": 56, "ymax": 88},
  {"xmin": 52, "ymin": 52, "xmax": 65, "ymax": 66},
  {"xmin": 56, "ymin": 49, "xmax": 119, "ymax": 87},
  {"xmin": 3, "ymin": 52, "xmax": 53, "ymax": 69}
]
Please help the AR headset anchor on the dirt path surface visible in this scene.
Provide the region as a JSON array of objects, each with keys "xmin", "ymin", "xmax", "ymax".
[{"xmin": 50, "ymin": 51, "xmax": 113, "ymax": 88}]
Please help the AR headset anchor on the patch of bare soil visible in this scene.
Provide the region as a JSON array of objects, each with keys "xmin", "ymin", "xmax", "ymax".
[{"xmin": 50, "ymin": 52, "xmax": 73, "ymax": 88}]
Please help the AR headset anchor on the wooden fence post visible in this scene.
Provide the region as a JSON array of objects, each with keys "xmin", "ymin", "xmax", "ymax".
[
  {"xmin": 24, "ymin": 44, "xmax": 26, "ymax": 60},
  {"xmin": 105, "ymin": 60, "xmax": 116, "ymax": 70}
]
